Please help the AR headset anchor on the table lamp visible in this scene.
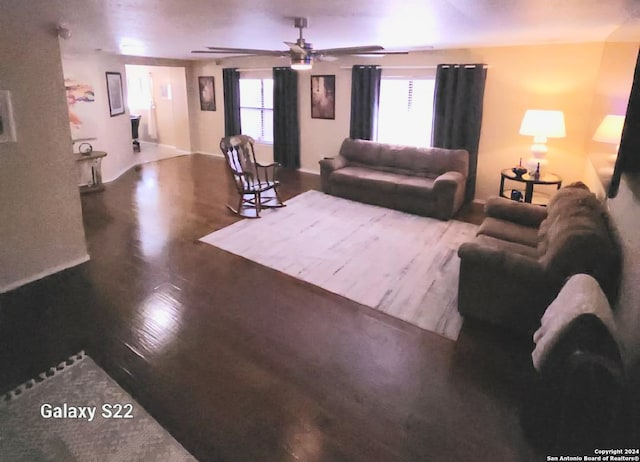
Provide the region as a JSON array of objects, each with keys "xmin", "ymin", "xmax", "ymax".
[
  {"xmin": 519, "ymin": 109, "xmax": 566, "ymax": 174},
  {"xmin": 593, "ymin": 114, "xmax": 625, "ymax": 177},
  {"xmin": 593, "ymin": 114, "xmax": 624, "ymax": 149}
]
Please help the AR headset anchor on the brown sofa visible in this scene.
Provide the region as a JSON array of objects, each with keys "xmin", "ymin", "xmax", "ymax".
[
  {"xmin": 457, "ymin": 184, "xmax": 621, "ymax": 335},
  {"xmin": 319, "ymin": 138, "xmax": 469, "ymax": 220}
]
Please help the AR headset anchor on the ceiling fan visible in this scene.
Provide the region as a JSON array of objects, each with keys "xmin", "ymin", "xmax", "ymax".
[{"xmin": 192, "ymin": 17, "xmax": 407, "ymax": 70}]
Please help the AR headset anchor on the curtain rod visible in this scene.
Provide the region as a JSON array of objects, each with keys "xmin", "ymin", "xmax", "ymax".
[
  {"xmin": 237, "ymin": 68, "xmax": 273, "ymax": 72},
  {"xmin": 237, "ymin": 64, "xmax": 488, "ymax": 72},
  {"xmin": 340, "ymin": 65, "xmax": 437, "ymax": 70},
  {"xmin": 339, "ymin": 64, "xmax": 489, "ymax": 70}
]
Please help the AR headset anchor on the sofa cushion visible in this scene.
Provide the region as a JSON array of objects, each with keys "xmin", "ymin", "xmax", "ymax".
[
  {"xmin": 478, "ymin": 217, "xmax": 539, "ymax": 248},
  {"xmin": 474, "ymin": 234, "xmax": 539, "ymax": 259},
  {"xmin": 395, "ymin": 176, "xmax": 436, "ymax": 198},
  {"xmin": 338, "ymin": 138, "xmax": 469, "ymax": 179},
  {"xmin": 331, "ymin": 167, "xmax": 399, "ymax": 192},
  {"xmin": 359, "ymin": 171, "xmax": 402, "ymax": 192},
  {"xmin": 537, "ymin": 188, "xmax": 618, "ymax": 281},
  {"xmin": 485, "ymin": 196, "xmax": 548, "ymax": 227},
  {"xmin": 339, "ymin": 139, "xmax": 382, "ymax": 166}
]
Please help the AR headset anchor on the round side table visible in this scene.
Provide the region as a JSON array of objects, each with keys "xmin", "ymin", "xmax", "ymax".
[{"xmin": 499, "ymin": 169, "xmax": 562, "ymax": 205}]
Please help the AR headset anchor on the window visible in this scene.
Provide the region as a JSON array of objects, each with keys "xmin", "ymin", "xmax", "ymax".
[
  {"xmin": 240, "ymin": 78, "xmax": 273, "ymax": 144},
  {"xmin": 376, "ymin": 79, "xmax": 435, "ymax": 148},
  {"xmin": 126, "ymin": 76, "xmax": 152, "ymax": 111}
]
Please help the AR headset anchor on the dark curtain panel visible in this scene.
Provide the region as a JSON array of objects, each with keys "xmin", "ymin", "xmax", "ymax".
[
  {"xmin": 222, "ymin": 68, "xmax": 241, "ymax": 137},
  {"xmin": 273, "ymin": 67, "xmax": 300, "ymax": 169},
  {"xmin": 349, "ymin": 65, "xmax": 382, "ymax": 140},
  {"xmin": 432, "ymin": 64, "xmax": 487, "ymax": 203}
]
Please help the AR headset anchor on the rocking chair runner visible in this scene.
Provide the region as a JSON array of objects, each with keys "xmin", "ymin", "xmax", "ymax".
[{"xmin": 220, "ymin": 135, "xmax": 286, "ymax": 218}]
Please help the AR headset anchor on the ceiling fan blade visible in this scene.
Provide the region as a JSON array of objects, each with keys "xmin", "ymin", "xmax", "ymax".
[
  {"xmin": 350, "ymin": 51, "xmax": 410, "ymax": 56},
  {"xmin": 284, "ymin": 41, "xmax": 308, "ymax": 55},
  {"xmin": 315, "ymin": 55, "xmax": 339, "ymax": 62},
  {"xmin": 314, "ymin": 45, "xmax": 384, "ymax": 56},
  {"xmin": 204, "ymin": 46, "xmax": 287, "ymax": 56}
]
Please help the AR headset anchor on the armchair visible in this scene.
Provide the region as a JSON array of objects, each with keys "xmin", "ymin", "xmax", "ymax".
[{"xmin": 457, "ymin": 186, "xmax": 620, "ymax": 335}]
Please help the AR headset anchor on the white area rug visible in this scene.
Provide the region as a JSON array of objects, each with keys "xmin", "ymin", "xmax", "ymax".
[
  {"xmin": 200, "ymin": 191, "xmax": 477, "ymax": 340},
  {"xmin": 0, "ymin": 352, "xmax": 196, "ymax": 461}
]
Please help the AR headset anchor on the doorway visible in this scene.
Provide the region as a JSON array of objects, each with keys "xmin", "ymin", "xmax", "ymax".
[{"xmin": 124, "ymin": 64, "xmax": 191, "ymax": 163}]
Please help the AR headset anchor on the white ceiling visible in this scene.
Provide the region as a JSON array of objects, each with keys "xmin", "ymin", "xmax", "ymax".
[{"xmin": 28, "ymin": 0, "xmax": 640, "ymax": 59}]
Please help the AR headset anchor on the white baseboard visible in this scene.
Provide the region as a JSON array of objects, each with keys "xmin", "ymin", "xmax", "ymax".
[
  {"xmin": 0, "ymin": 254, "xmax": 90, "ymax": 294},
  {"xmin": 139, "ymin": 140, "xmax": 175, "ymax": 150}
]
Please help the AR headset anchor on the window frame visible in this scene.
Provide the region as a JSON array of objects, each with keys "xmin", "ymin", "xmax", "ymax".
[
  {"xmin": 239, "ymin": 77, "xmax": 274, "ymax": 145},
  {"xmin": 376, "ymin": 74, "xmax": 436, "ymax": 148}
]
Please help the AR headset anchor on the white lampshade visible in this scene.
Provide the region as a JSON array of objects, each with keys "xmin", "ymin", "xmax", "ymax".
[
  {"xmin": 593, "ymin": 114, "xmax": 624, "ymax": 144},
  {"xmin": 519, "ymin": 109, "xmax": 566, "ymax": 174},
  {"xmin": 519, "ymin": 110, "xmax": 566, "ymax": 138}
]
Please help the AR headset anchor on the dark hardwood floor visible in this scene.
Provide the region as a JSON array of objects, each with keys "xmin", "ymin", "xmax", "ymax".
[{"xmin": 1, "ymin": 154, "xmax": 540, "ymax": 461}]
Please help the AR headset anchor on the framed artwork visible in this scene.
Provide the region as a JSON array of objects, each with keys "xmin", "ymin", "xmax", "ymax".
[
  {"xmin": 311, "ymin": 75, "xmax": 335, "ymax": 120},
  {"xmin": 0, "ymin": 90, "xmax": 17, "ymax": 142},
  {"xmin": 198, "ymin": 76, "xmax": 216, "ymax": 111},
  {"xmin": 105, "ymin": 72, "xmax": 125, "ymax": 117}
]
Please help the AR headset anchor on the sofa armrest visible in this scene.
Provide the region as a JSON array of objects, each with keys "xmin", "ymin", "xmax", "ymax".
[
  {"xmin": 484, "ymin": 196, "xmax": 548, "ymax": 227},
  {"xmin": 433, "ymin": 171, "xmax": 466, "ymax": 219},
  {"xmin": 319, "ymin": 155, "xmax": 347, "ymax": 173},
  {"xmin": 457, "ymin": 241, "xmax": 556, "ymax": 333},
  {"xmin": 434, "ymin": 171, "xmax": 465, "ymax": 189},
  {"xmin": 319, "ymin": 155, "xmax": 348, "ymax": 194},
  {"xmin": 458, "ymin": 242, "xmax": 547, "ymax": 284}
]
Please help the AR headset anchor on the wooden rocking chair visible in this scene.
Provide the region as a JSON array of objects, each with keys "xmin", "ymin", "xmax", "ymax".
[{"xmin": 220, "ymin": 135, "xmax": 286, "ymax": 218}]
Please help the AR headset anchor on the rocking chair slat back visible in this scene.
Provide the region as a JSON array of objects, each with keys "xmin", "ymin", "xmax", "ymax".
[{"xmin": 219, "ymin": 135, "xmax": 285, "ymax": 218}]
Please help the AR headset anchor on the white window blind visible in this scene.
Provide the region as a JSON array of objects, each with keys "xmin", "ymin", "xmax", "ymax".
[
  {"xmin": 376, "ymin": 79, "xmax": 436, "ymax": 148},
  {"xmin": 240, "ymin": 78, "xmax": 273, "ymax": 144}
]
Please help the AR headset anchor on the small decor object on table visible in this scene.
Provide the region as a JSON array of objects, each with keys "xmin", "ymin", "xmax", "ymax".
[
  {"xmin": 510, "ymin": 190, "xmax": 524, "ymax": 202},
  {"xmin": 511, "ymin": 158, "xmax": 527, "ymax": 178},
  {"xmin": 78, "ymin": 142, "xmax": 93, "ymax": 155},
  {"xmin": 531, "ymin": 162, "xmax": 541, "ymax": 179}
]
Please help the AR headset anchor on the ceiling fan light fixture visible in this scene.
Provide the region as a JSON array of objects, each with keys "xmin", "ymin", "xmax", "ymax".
[{"xmin": 290, "ymin": 54, "xmax": 312, "ymax": 71}]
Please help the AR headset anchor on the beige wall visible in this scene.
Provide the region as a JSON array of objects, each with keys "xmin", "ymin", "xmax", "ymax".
[
  {"xmin": 0, "ymin": 8, "xmax": 88, "ymax": 292},
  {"xmin": 187, "ymin": 62, "xmax": 225, "ymax": 156},
  {"xmin": 170, "ymin": 67, "xmax": 191, "ymax": 152},
  {"xmin": 191, "ymin": 43, "xmax": 606, "ymax": 201}
]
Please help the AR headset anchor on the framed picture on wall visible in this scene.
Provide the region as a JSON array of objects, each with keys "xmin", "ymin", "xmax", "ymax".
[
  {"xmin": 198, "ymin": 76, "xmax": 216, "ymax": 111},
  {"xmin": 311, "ymin": 75, "xmax": 335, "ymax": 120},
  {"xmin": 0, "ymin": 90, "xmax": 17, "ymax": 142},
  {"xmin": 105, "ymin": 72, "xmax": 125, "ymax": 117}
]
